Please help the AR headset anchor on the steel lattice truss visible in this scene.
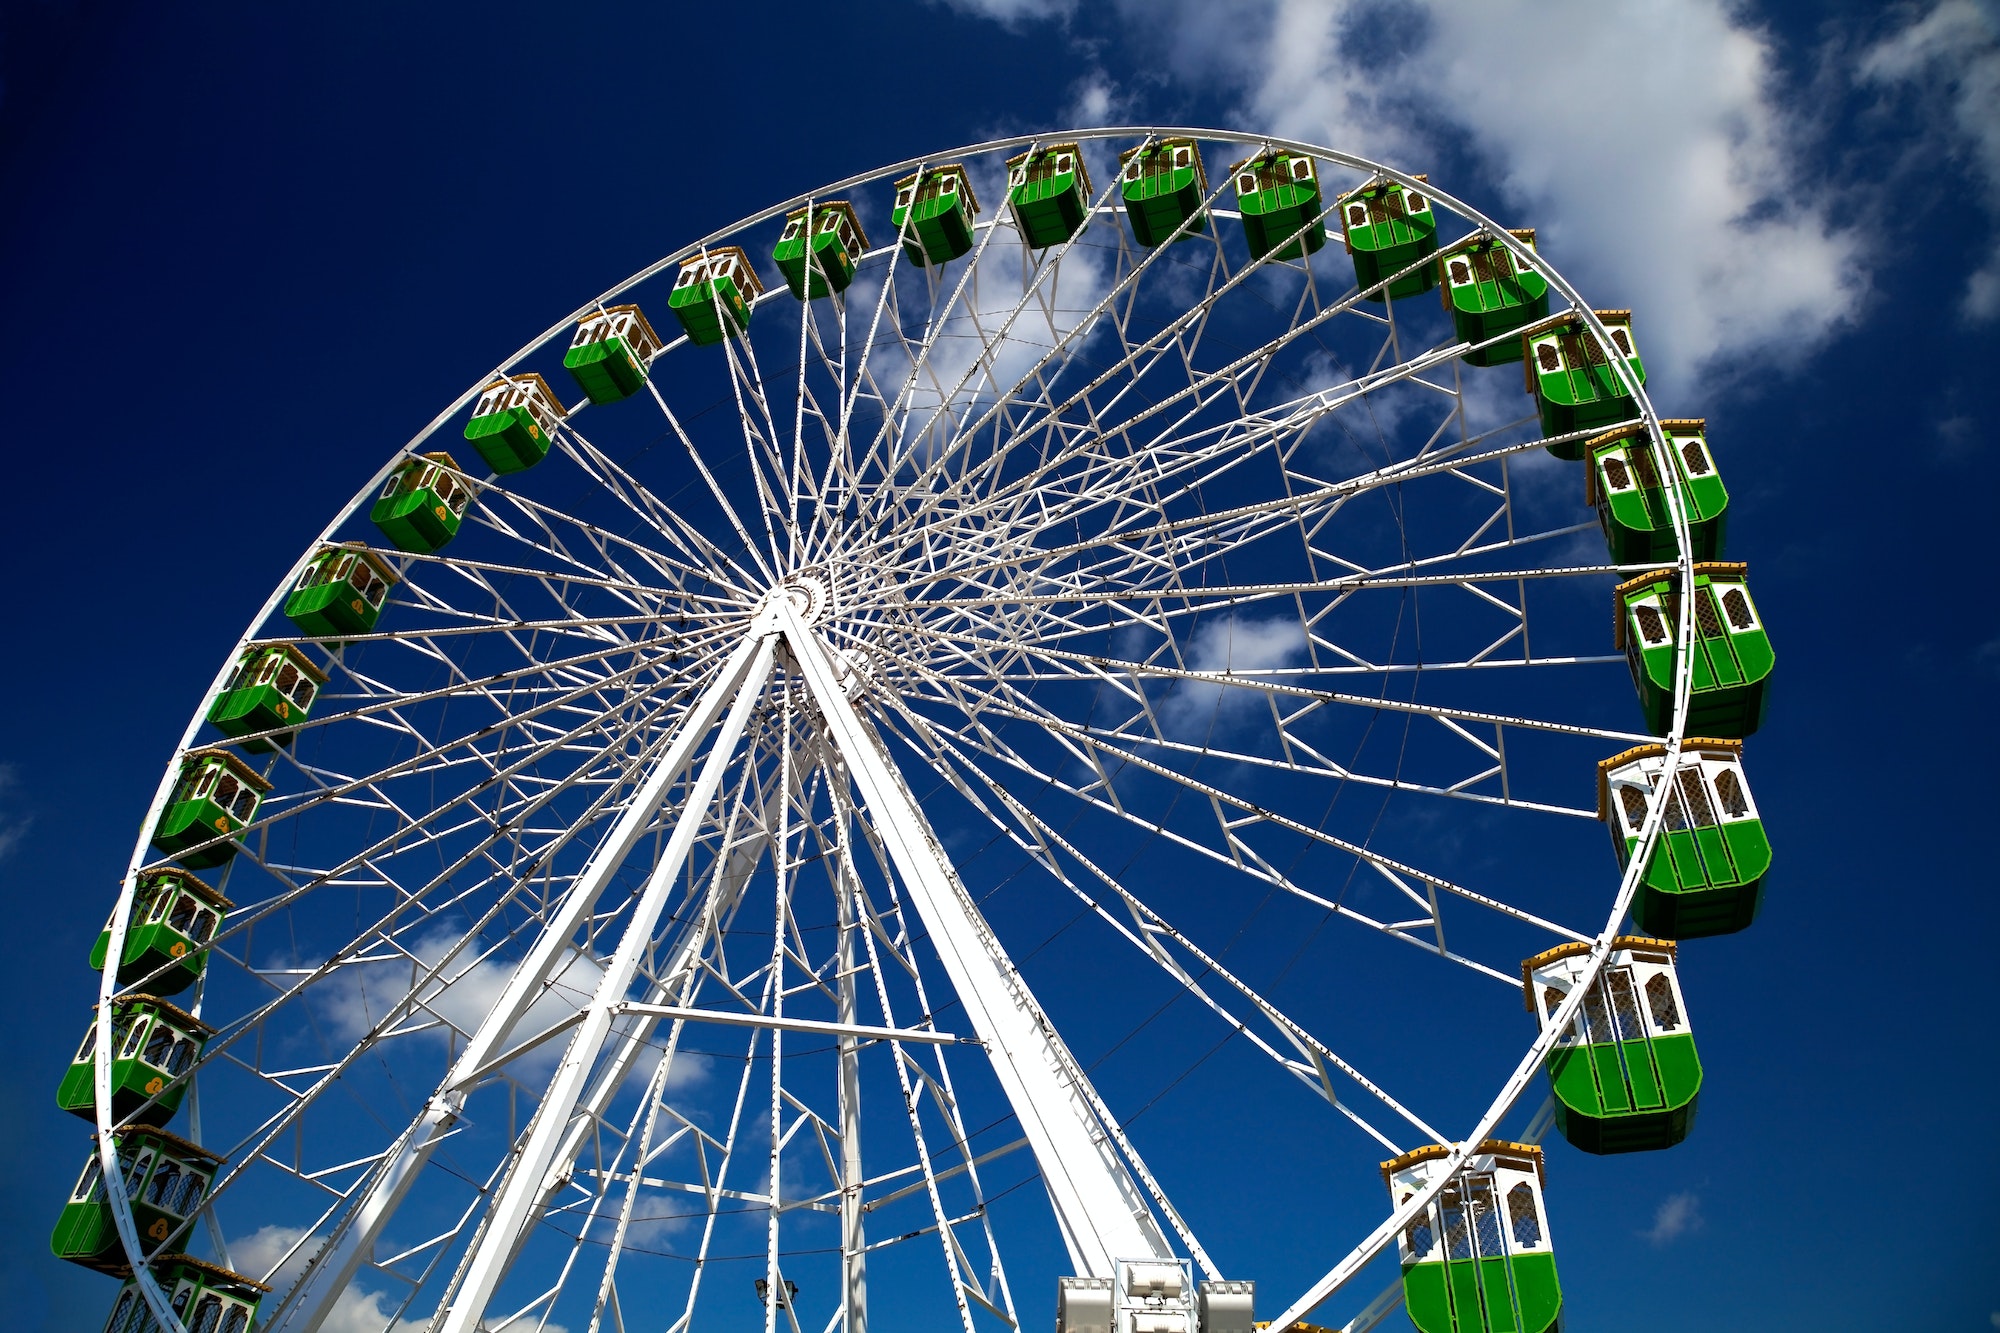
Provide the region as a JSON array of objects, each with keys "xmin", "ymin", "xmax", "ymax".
[{"xmin": 86, "ymin": 130, "xmax": 1700, "ymax": 1333}]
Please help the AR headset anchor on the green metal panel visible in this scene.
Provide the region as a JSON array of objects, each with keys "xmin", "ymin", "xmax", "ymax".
[
  {"xmin": 150, "ymin": 752, "xmax": 267, "ymax": 869},
  {"xmin": 1527, "ymin": 313, "xmax": 1644, "ymax": 456},
  {"xmin": 1442, "ymin": 234, "xmax": 1549, "ymax": 366},
  {"xmin": 1617, "ymin": 567, "xmax": 1772, "ymax": 738},
  {"xmin": 371, "ymin": 454, "xmax": 471, "ymax": 551},
  {"xmin": 89, "ymin": 873, "xmax": 224, "ymax": 995},
  {"xmin": 1624, "ymin": 816, "xmax": 1772, "ymax": 938},
  {"xmin": 101, "ymin": 1260, "xmax": 266, "ymax": 1333},
  {"xmin": 1588, "ymin": 424, "xmax": 1728, "ymax": 566},
  {"xmin": 892, "ymin": 167, "xmax": 980, "ymax": 266},
  {"xmin": 1401, "ymin": 1252, "xmax": 1561, "ymax": 1333},
  {"xmin": 1339, "ymin": 180, "xmax": 1439, "ymax": 301},
  {"xmin": 1008, "ymin": 145, "xmax": 1092, "ymax": 250},
  {"xmin": 1120, "ymin": 140, "xmax": 1208, "ymax": 248},
  {"xmin": 562, "ymin": 338, "xmax": 647, "ymax": 406},
  {"xmin": 151, "ymin": 797, "xmax": 245, "ymax": 869},
  {"xmin": 284, "ymin": 546, "xmax": 393, "ymax": 640},
  {"xmin": 55, "ymin": 999, "xmax": 209, "ymax": 1129},
  {"xmin": 668, "ymin": 275, "xmax": 755, "ymax": 346},
  {"xmin": 774, "ymin": 229, "xmax": 860, "ymax": 299},
  {"xmin": 1232, "ymin": 152, "xmax": 1326, "ymax": 262},
  {"xmin": 1548, "ymin": 1033, "xmax": 1702, "ymax": 1154},
  {"xmin": 207, "ymin": 647, "xmax": 323, "ymax": 753},
  {"xmin": 51, "ymin": 1133, "xmax": 212, "ymax": 1273}
]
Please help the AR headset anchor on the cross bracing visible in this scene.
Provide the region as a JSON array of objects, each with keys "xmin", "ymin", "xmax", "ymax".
[{"xmin": 87, "ymin": 130, "xmax": 1704, "ymax": 1333}]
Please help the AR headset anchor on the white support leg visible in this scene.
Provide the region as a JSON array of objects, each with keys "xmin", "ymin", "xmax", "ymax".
[
  {"xmin": 435, "ymin": 631, "xmax": 778, "ymax": 1333},
  {"xmin": 265, "ymin": 631, "xmax": 777, "ymax": 1333},
  {"xmin": 777, "ymin": 604, "xmax": 1173, "ymax": 1278}
]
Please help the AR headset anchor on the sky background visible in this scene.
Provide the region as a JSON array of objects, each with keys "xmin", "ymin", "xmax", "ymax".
[{"xmin": 3, "ymin": 1, "xmax": 1998, "ymax": 1331}]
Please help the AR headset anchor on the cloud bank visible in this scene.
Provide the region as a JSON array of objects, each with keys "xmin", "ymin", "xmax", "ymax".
[{"xmin": 940, "ymin": 0, "xmax": 1952, "ymax": 392}]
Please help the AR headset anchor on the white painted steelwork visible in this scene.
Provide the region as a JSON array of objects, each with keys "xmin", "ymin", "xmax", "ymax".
[{"xmin": 82, "ymin": 128, "xmax": 1705, "ymax": 1333}]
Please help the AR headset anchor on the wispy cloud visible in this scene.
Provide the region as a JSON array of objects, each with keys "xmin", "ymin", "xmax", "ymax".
[
  {"xmin": 1643, "ymin": 1189, "xmax": 1704, "ymax": 1246},
  {"xmin": 229, "ymin": 1222, "xmax": 569, "ymax": 1333},
  {"xmin": 0, "ymin": 763, "xmax": 31, "ymax": 862},
  {"xmin": 1858, "ymin": 1, "xmax": 2000, "ymax": 321},
  {"xmin": 1159, "ymin": 613, "xmax": 1306, "ymax": 737},
  {"xmin": 941, "ymin": 0, "xmax": 1873, "ymax": 391}
]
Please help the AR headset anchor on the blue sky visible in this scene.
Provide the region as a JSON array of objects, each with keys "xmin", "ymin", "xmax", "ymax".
[{"xmin": 3, "ymin": 2, "xmax": 1998, "ymax": 1331}]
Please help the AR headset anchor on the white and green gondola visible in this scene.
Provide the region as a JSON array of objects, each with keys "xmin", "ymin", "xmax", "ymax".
[
  {"xmin": 1601, "ymin": 739, "xmax": 1772, "ymax": 939},
  {"xmin": 667, "ymin": 247, "xmax": 763, "ymax": 346},
  {"xmin": 56, "ymin": 995, "xmax": 211, "ymax": 1130},
  {"xmin": 205, "ymin": 643, "xmax": 325, "ymax": 752},
  {"xmin": 89, "ymin": 869, "xmax": 228, "ymax": 996},
  {"xmin": 1229, "ymin": 148, "xmax": 1326, "ymax": 262},
  {"xmin": 892, "ymin": 163, "xmax": 982, "ymax": 266},
  {"xmin": 1524, "ymin": 309, "xmax": 1643, "ymax": 458},
  {"xmin": 1383, "ymin": 1141, "xmax": 1561, "ymax": 1333},
  {"xmin": 1615, "ymin": 561, "xmax": 1773, "ymax": 737},
  {"xmin": 562, "ymin": 306, "xmax": 662, "ymax": 407},
  {"xmin": 1006, "ymin": 144, "xmax": 1092, "ymax": 250},
  {"xmin": 99, "ymin": 1255, "xmax": 267, "ymax": 1333},
  {"xmin": 370, "ymin": 450, "xmax": 475, "ymax": 553},
  {"xmin": 771, "ymin": 201, "xmax": 869, "ymax": 298},
  {"xmin": 1525, "ymin": 937, "xmax": 1701, "ymax": 1154},
  {"xmin": 465, "ymin": 372, "xmax": 567, "ymax": 472},
  {"xmin": 52, "ymin": 1127, "xmax": 217, "ymax": 1273},
  {"xmin": 1586, "ymin": 419, "xmax": 1728, "ymax": 566},
  {"xmin": 1440, "ymin": 229, "xmax": 1548, "ymax": 366},
  {"xmin": 1338, "ymin": 176, "xmax": 1438, "ymax": 301},
  {"xmin": 1119, "ymin": 138, "xmax": 1209, "ymax": 247}
]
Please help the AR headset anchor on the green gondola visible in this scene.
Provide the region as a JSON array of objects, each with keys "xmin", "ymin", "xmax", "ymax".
[
  {"xmin": 668, "ymin": 246, "xmax": 763, "ymax": 345},
  {"xmin": 1523, "ymin": 309, "xmax": 1644, "ymax": 457},
  {"xmin": 1228, "ymin": 149, "xmax": 1325, "ymax": 263},
  {"xmin": 1440, "ymin": 228, "xmax": 1548, "ymax": 365},
  {"xmin": 465, "ymin": 373, "xmax": 567, "ymax": 472},
  {"xmin": 89, "ymin": 869, "xmax": 230, "ymax": 995},
  {"xmin": 52, "ymin": 1127, "xmax": 219, "ymax": 1272},
  {"xmin": 1006, "ymin": 143, "xmax": 1094, "ymax": 250},
  {"xmin": 1587, "ymin": 419, "xmax": 1728, "ymax": 566},
  {"xmin": 55, "ymin": 996, "xmax": 212, "ymax": 1130},
  {"xmin": 1615, "ymin": 562, "xmax": 1773, "ymax": 737},
  {"xmin": 1524, "ymin": 937, "xmax": 1702, "ymax": 1153},
  {"xmin": 370, "ymin": 450, "xmax": 475, "ymax": 552},
  {"xmin": 1383, "ymin": 1141, "xmax": 1561, "ymax": 1333},
  {"xmin": 563, "ymin": 305, "xmax": 664, "ymax": 406},
  {"xmin": 98, "ymin": 1256, "xmax": 267, "ymax": 1333},
  {"xmin": 1338, "ymin": 175, "xmax": 1438, "ymax": 301},
  {"xmin": 1118, "ymin": 138, "xmax": 1208, "ymax": 247},
  {"xmin": 891, "ymin": 163, "xmax": 982, "ymax": 267},
  {"xmin": 206, "ymin": 644, "xmax": 325, "ymax": 753},
  {"xmin": 149, "ymin": 749, "xmax": 270, "ymax": 869},
  {"xmin": 283, "ymin": 542, "xmax": 397, "ymax": 640},
  {"xmin": 771, "ymin": 201, "xmax": 869, "ymax": 299},
  {"xmin": 1600, "ymin": 740, "xmax": 1772, "ymax": 938}
]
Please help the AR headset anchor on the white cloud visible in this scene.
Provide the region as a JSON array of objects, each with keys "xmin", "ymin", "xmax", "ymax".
[
  {"xmin": 0, "ymin": 762, "xmax": 31, "ymax": 861},
  {"xmin": 1643, "ymin": 1189, "xmax": 1704, "ymax": 1246},
  {"xmin": 230, "ymin": 1222, "xmax": 318, "ymax": 1291},
  {"xmin": 930, "ymin": 0, "xmax": 1075, "ymax": 25},
  {"xmin": 1858, "ymin": 0, "xmax": 2000, "ymax": 320},
  {"xmin": 1160, "ymin": 613, "xmax": 1306, "ymax": 736},
  {"xmin": 314, "ymin": 925, "xmax": 607, "ymax": 1078},
  {"xmin": 950, "ymin": 0, "xmax": 1874, "ymax": 391},
  {"xmin": 228, "ymin": 1223, "xmax": 570, "ymax": 1333}
]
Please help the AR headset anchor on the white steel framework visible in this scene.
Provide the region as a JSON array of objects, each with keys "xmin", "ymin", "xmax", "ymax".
[{"xmin": 82, "ymin": 128, "xmax": 1705, "ymax": 1333}]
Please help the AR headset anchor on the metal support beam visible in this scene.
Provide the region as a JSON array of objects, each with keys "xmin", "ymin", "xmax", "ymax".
[
  {"xmin": 434, "ymin": 631, "xmax": 778, "ymax": 1333},
  {"xmin": 265, "ymin": 630, "xmax": 777, "ymax": 1333},
  {"xmin": 614, "ymin": 1003, "xmax": 969, "ymax": 1046},
  {"xmin": 776, "ymin": 602, "xmax": 1175, "ymax": 1278}
]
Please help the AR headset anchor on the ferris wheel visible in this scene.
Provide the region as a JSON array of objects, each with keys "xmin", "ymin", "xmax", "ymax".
[{"xmin": 58, "ymin": 128, "xmax": 1776, "ymax": 1333}]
